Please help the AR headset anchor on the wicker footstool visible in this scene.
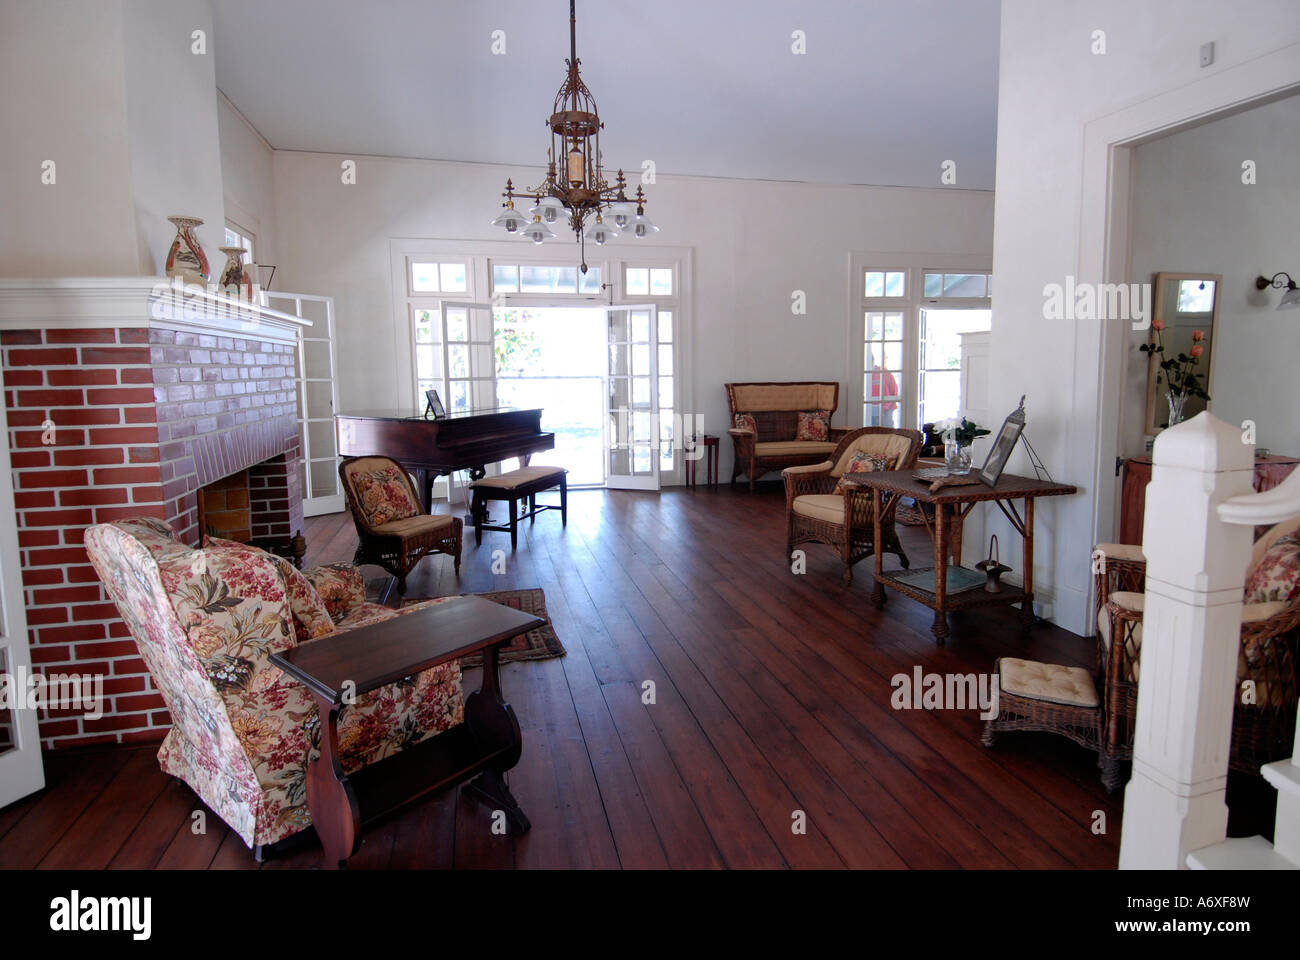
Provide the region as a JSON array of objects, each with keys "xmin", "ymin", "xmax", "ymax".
[
  {"xmin": 982, "ymin": 656, "xmax": 1103, "ymax": 766},
  {"xmin": 469, "ymin": 466, "xmax": 567, "ymax": 550}
]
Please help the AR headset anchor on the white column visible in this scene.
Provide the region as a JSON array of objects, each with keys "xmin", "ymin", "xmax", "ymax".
[{"xmin": 1118, "ymin": 412, "xmax": 1254, "ymax": 870}]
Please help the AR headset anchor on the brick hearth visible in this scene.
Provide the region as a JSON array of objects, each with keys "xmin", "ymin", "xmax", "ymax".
[{"xmin": 0, "ymin": 280, "xmax": 309, "ymax": 748}]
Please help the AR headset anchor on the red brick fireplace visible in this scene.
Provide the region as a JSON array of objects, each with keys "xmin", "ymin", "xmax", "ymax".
[{"xmin": 0, "ymin": 279, "xmax": 309, "ymax": 748}]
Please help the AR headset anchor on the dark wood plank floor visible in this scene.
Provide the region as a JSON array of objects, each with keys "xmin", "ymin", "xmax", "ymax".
[{"xmin": 0, "ymin": 483, "xmax": 1130, "ymax": 869}]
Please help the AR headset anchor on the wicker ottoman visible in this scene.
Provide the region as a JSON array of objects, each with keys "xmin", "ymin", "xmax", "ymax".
[
  {"xmin": 469, "ymin": 466, "xmax": 567, "ymax": 550},
  {"xmin": 981, "ymin": 656, "xmax": 1102, "ymax": 763}
]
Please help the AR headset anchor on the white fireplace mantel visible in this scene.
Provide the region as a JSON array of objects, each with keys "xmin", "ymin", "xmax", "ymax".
[{"xmin": 0, "ymin": 277, "xmax": 311, "ymax": 345}]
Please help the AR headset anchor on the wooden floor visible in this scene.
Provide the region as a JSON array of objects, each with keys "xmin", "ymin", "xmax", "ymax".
[{"xmin": 1, "ymin": 483, "xmax": 1134, "ymax": 869}]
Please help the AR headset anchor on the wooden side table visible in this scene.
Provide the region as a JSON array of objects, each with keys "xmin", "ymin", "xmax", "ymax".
[
  {"xmin": 684, "ymin": 434, "xmax": 719, "ymax": 488},
  {"xmin": 270, "ymin": 595, "xmax": 545, "ymax": 868},
  {"xmin": 844, "ymin": 471, "xmax": 1077, "ymax": 643}
]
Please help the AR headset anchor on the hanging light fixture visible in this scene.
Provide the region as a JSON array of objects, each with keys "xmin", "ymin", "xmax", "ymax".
[{"xmin": 490, "ymin": 0, "xmax": 655, "ymax": 271}]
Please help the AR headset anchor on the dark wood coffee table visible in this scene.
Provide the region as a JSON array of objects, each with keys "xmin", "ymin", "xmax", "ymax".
[
  {"xmin": 269, "ymin": 594, "xmax": 545, "ymax": 868},
  {"xmin": 843, "ymin": 471, "xmax": 1077, "ymax": 643}
]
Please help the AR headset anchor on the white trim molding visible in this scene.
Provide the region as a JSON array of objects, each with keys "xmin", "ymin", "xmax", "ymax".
[{"xmin": 0, "ymin": 277, "xmax": 311, "ymax": 344}]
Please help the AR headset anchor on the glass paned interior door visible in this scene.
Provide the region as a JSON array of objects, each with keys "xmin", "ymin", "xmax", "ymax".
[
  {"xmin": 265, "ymin": 292, "xmax": 344, "ymax": 517},
  {"xmin": 606, "ymin": 304, "xmax": 659, "ymax": 490},
  {"xmin": 864, "ymin": 309, "xmax": 904, "ymax": 427},
  {"xmin": 0, "ymin": 388, "xmax": 43, "ymax": 805},
  {"xmin": 441, "ymin": 302, "xmax": 497, "ymax": 415}
]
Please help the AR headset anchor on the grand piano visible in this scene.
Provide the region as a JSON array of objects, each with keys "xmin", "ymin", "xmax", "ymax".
[{"xmin": 336, "ymin": 407, "xmax": 554, "ymax": 511}]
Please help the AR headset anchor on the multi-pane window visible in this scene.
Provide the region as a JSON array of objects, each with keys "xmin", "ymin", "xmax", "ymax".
[
  {"xmin": 411, "ymin": 261, "xmax": 468, "ymax": 293},
  {"xmin": 864, "ymin": 271, "xmax": 905, "ymax": 298},
  {"xmin": 864, "ymin": 311, "xmax": 904, "ymax": 427},
  {"xmin": 625, "ymin": 266, "xmax": 673, "ymax": 297},
  {"xmin": 492, "ymin": 263, "xmax": 602, "ymax": 294},
  {"xmin": 923, "ymin": 271, "xmax": 992, "ymax": 299},
  {"xmin": 224, "ymin": 223, "xmax": 254, "ymax": 263}
]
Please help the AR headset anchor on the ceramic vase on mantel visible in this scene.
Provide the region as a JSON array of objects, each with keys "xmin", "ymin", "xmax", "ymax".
[
  {"xmin": 217, "ymin": 246, "xmax": 255, "ymax": 302},
  {"xmin": 164, "ymin": 216, "xmax": 210, "ymax": 286}
]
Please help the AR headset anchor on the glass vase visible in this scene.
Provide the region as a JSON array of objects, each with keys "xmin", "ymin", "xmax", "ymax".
[
  {"xmin": 944, "ymin": 440, "xmax": 973, "ymax": 475},
  {"xmin": 1166, "ymin": 391, "xmax": 1189, "ymax": 428}
]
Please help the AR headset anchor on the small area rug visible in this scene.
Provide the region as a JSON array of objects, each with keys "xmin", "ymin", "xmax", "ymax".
[{"xmin": 402, "ymin": 587, "xmax": 565, "ymax": 668}]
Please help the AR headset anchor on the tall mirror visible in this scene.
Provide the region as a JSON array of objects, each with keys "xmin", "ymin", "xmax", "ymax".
[{"xmin": 1144, "ymin": 272, "xmax": 1221, "ymax": 435}]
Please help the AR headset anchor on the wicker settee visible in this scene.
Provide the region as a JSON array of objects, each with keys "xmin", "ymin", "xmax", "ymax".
[{"xmin": 726, "ymin": 381, "xmax": 847, "ymax": 491}]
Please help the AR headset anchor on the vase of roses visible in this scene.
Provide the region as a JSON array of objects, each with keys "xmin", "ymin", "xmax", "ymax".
[
  {"xmin": 1139, "ymin": 321, "xmax": 1210, "ymax": 428},
  {"xmin": 934, "ymin": 416, "xmax": 991, "ymax": 475}
]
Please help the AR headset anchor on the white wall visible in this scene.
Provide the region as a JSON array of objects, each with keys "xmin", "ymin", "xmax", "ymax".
[
  {"xmin": 1124, "ymin": 93, "xmax": 1300, "ymax": 458},
  {"xmin": 0, "ymin": 0, "xmax": 138, "ymax": 275},
  {"xmin": 121, "ymin": 0, "xmax": 227, "ymax": 273},
  {"xmin": 217, "ymin": 92, "xmax": 277, "ymax": 268},
  {"xmin": 0, "ymin": 0, "xmax": 227, "ymax": 277},
  {"xmin": 991, "ymin": 0, "xmax": 1300, "ymax": 634},
  {"xmin": 271, "ymin": 151, "xmax": 994, "ymax": 476}
]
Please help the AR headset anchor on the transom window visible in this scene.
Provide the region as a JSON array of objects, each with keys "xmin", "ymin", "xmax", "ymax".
[
  {"xmin": 923, "ymin": 271, "xmax": 992, "ymax": 299},
  {"xmin": 411, "ymin": 261, "xmax": 468, "ymax": 293},
  {"xmin": 625, "ymin": 266, "xmax": 674, "ymax": 296},
  {"xmin": 492, "ymin": 263, "xmax": 602, "ymax": 294},
  {"xmin": 864, "ymin": 271, "xmax": 905, "ymax": 298}
]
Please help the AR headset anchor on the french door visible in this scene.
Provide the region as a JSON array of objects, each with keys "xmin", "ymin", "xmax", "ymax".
[
  {"xmin": 605, "ymin": 304, "xmax": 660, "ymax": 490},
  {"xmin": 0, "ymin": 365, "xmax": 43, "ymax": 806},
  {"xmin": 265, "ymin": 292, "xmax": 344, "ymax": 516}
]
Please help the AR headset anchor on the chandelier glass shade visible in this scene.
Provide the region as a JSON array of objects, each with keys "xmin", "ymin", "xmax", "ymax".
[{"xmin": 491, "ymin": 0, "xmax": 654, "ymax": 270}]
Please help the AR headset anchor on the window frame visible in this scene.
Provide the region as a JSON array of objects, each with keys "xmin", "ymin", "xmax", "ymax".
[{"xmin": 846, "ymin": 253, "xmax": 992, "ymax": 432}]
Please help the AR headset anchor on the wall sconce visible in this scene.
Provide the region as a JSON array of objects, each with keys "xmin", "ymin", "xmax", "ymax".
[{"xmin": 1255, "ymin": 272, "xmax": 1300, "ymax": 310}]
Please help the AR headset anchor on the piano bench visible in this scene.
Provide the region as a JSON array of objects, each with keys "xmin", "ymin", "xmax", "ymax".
[{"xmin": 469, "ymin": 467, "xmax": 568, "ymax": 551}]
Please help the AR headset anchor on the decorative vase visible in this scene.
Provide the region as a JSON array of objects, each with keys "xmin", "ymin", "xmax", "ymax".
[
  {"xmin": 1166, "ymin": 391, "xmax": 1189, "ymax": 428},
  {"xmin": 217, "ymin": 246, "xmax": 254, "ymax": 301},
  {"xmin": 165, "ymin": 216, "xmax": 210, "ymax": 285},
  {"xmin": 944, "ymin": 440, "xmax": 973, "ymax": 475}
]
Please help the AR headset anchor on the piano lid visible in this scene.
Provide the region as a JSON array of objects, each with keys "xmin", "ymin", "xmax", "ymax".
[{"xmin": 336, "ymin": 407, "xmax": 539, "ymax": 421}]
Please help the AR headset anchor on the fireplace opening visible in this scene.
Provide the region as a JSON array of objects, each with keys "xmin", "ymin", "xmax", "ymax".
[
  {"xmin": 196, "ymin": 455, "xmax": 307, "ymax": 567},
  {"xmin": 197, "ymin": 469, "xmax": 252, "ymax": 543}
]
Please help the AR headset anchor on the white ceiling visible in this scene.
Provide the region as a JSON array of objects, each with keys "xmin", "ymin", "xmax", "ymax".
[{"xmin": 211, "ymin": 0, "xmax": 1000, "ymax": 189}]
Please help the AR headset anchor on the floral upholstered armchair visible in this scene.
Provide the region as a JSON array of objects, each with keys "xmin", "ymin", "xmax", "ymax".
[{"xmin": 85, "ymin": 517, "xmax": 464, "ymax": 856}]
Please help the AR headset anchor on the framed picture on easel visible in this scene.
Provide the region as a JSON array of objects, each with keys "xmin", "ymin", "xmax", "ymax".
[
  {"xmin": 978, "ymin": 396, "xmax": 1027, "ymax": 487},
  {"xmin": 424, "ymin": 388, "xmax": 446, "ymax": 420}
]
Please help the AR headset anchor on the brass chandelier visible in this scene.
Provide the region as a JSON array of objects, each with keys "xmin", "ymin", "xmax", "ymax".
[{"xmin": 492, "ymin": 0, "xmax": 656, "ymax": 271}]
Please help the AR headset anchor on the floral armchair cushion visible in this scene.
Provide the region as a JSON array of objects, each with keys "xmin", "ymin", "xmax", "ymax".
[
  {"xmin": 733, "ymin": 412, "xmax": 757, "ymax": 434},
  {"xmin": 1245, "ymin": 534, "xmax": 1300, "ymax": 604},
  {"xmin": 304, "ymin": 562, "xmax": 367, "ymax": 623},
  {"xmin": 347, "ymin": 464, "xmax": 420, "ymax": 527},
  {"xmin": 834, "ymin": 451, "xmax": 891, "ymax": 493}
]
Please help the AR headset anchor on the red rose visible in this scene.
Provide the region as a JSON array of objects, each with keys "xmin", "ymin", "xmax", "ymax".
[
  {"xmin": 1192, "ymin": 329, "xmax": 1205, "ymax": 342},
  {"xmin": 1190, "ymin": 344, "xmax": 1204, "ymax": 358},
  {"xmin": 1152, "ymin": 319, "xmax": 1165, "ymax": 331}
]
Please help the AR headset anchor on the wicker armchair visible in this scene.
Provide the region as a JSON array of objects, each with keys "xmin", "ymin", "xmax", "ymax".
[
  {"xmin": 782, "ymin": 427, "xmax": 923, "ymax": 584},
  {"xmin": 983, "ymin": 524, "xmax": 1300, "ymax": 790},
  {"xmin": 339, "ymin": 455, "xmax": 461, "ymax": 596}
]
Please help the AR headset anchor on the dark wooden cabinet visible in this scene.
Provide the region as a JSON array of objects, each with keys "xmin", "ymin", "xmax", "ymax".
[{"xmin": 1120, "ymin": 454, "xmax": 1299, "ymax": 544}]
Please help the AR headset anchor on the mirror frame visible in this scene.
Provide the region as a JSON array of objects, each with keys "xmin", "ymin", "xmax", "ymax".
[{"xmin": 1144, "ymin": 271, "xmax": 1222, "ymax": 436}]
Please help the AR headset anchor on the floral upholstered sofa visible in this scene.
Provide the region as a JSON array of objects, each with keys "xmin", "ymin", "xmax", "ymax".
[
  {"xmin": 85, "ymin": 517, "xmax": 463, "ymax": 852},
  {"xmin": 726, "ymin": 381, "xmax": 846, "ymax": 490}
]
